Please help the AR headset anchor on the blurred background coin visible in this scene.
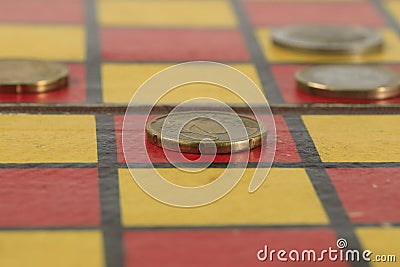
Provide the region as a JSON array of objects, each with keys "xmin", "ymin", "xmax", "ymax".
[
  {"xmin": 272, "ymin": 25, "xmax": 383, "ymax": 54},
  {"xmin": 0, "ymin": 59, "xmax": 68, "ymax": 94},
  {"xmin": 296, "ymin": 65, "xmax": 400, "ymax": 99}
]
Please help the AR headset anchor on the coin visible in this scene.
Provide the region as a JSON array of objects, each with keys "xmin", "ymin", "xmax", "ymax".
[
  {"xmin": 296, "ymin": 65, "xmax": 400, "ymax": 99},
  {"xmin": 271, "ymin": 25, "xmax": 383, "ymax": 54},
  {"xmin": 146, "ymin": 111, "xmax": 266, "ymax": 154},
  {"xmin": 0, "ymin": 59, "xmax": 68, "ymax": 93}
]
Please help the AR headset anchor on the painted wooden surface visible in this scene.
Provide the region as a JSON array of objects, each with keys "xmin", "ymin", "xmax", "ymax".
[{"xmin": 0, "ymin": 0, "xmax": 399, "ymax": 266}]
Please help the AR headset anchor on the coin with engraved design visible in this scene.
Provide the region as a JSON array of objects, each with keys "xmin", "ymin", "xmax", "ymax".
[{"xmin": 146, "ymin": 111, "xmax": 266, "ymax": 154}]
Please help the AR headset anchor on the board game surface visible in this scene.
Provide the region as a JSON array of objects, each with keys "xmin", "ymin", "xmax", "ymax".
[{"xmin": 0, "ymin": 0, "xmax": 399, "ymax": 267}]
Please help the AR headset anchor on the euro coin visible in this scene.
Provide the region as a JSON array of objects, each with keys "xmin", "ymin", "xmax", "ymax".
[
  {"xmin": 272, "ymin": 25, "xmax": 383, "ymax": 54},
  {"xmin": 0, "ymin": 59, "xmax": 68, "ymax": 94},
  {"xmin": 146, "ymin": 111, "xmax": 266, "ymax": 154},
  {"xmin": 296, "ymin": 65, "xmax": 400, "ymax": 99}
]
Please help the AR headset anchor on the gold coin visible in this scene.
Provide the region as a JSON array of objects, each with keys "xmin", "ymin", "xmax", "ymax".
[
  {"xmin": 272, "ymin": 25, "xmax": 383, "ymax": 54},
  {"xmin": 0, "ymin": 59, "xmax": 68, "ymax": 93},
  {"xmin": 146, "ymin": 111, "xmax": 266, "ymax": 154},
  {"xmin": 296, "ymin": 65, "xmax": 400, "ymax": 99}
]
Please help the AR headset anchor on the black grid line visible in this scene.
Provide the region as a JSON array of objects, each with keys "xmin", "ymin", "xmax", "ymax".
[
  {"xmin": 370, "ymin": 0, "xmax": 400, "ymax": 36},
  {"xmin": 284, "ymin": 115, "xmax": 370, "ymax": 267},
  {"xmin": 1, "ymin": 222, "xmax": 399, "ymax": 232},
  {"xmin": 95, "ymin": 115, "xmax": 124, "ymax": 267},
  {"xmin": 230, "ymin": 0, "xmax": 285, "ymax": 105},
  {"xmin": 85, "ymin": 0, "xmax": 103, "ymax": 104}
]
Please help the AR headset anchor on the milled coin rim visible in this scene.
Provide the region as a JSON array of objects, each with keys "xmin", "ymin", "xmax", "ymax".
[
  {"xmin": 145, "ymin": 111, "xmax": 267, "ymax": 154},
  {"xmin": 271, "ymin": 25, "xmax": 383, "ymax": 54},
  {"xmin": 0, "ymin": 59, "xmax": 69, "ymax": 94},
  {"xmin": 295, "ymin": 65, "xmax": 400, "ymax": 99}
]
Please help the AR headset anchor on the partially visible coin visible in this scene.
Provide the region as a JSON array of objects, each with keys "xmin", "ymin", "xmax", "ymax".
[
  {"xmin": 146, "ymin": 111, "xmax": 266, "ymax": 154},
  {"xmin": 272, "ymin": 25, "xmax": 383, "ymax": 54},
  {"xmin": 0, "ymin": 59, "xmax": 68, "ymax": 93},
  {"xmin": 296, "ymin": 65, "xmax": 400, "ymax": 99}
]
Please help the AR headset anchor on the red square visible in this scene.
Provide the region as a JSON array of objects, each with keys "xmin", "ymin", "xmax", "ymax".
[
  {"xmin": 101, "ymin": 28, "xmax": 250, "ymax": 61},
  {"xmin": 272, "ymin": 64, "xmax": 400, "ymax": 104},
  {"xmin": 0, "ymin": 0, "xmax": 83, "ymax": 24},
  {"xmin": 244, "ymin": 1, "xmax": 385, "ymax": 27},
  {"xmin": 328, "ymin": 168, "xmax": 400, "ymax": 224},
  {"xmin": 115, "ymin": 114, "xmax": 300, "ymax": 164},
  {"xmin": 0, "ymin": 64, "xmax": 86, "ymax": 103},
  {"xmin": 124, "ymin": 228, "xmax": 349, "ymax": 267},
  {"xmin": 0, "ymin": 168, "xmax": 100, "ymax": 227}
]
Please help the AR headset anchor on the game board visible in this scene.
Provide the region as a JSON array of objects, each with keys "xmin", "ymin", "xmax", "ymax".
[{"xmin": 0, "ymin": 0, "xmax": 399, "ymax": 266}]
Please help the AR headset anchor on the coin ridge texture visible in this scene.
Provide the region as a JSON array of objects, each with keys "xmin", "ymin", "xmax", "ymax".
[
  {"xmin": 295, "ymin": 65, "xmax": 400, "ymax": 99},
  {"xmin": 0, "ymin": 59, "xmax": 69, "ymax": 93},
  {"xmin": 146, "ymin": 111, "xmax": 266, "ymax": 154},
  {"xmin": 271, "ymin": 25, "xmax": 383, "ymax": 54}
]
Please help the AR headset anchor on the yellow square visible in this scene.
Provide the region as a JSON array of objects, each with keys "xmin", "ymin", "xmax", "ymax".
[
  {"xmin": 98, "ymin": 0, "xmax": 236, "ymax": 28},
  {"xmin": 385, "ymin": 0, "xmax": 400, "ymax": 25},
  {"xmin": 101, "ymin": 63, "xmax": 264, "ymax": 104},
  {"xmin": 0, "ymin": 25, "xmax": 85, "ymax": 61},
  {"xmin": 256, "ymin": 28, "xmax": 400, "ymax": 63},
  {"xmin": 0, "ymin": 114, "xmax": 98, "ymax": 163},
  {"xmin": 0, "ymin": 231, "xmax": 104, "ymax": 267},
  {"xmin": 302, "ymin": 115, "xmax": 400, "ymax": 162},
  {"xmin": 119, "ymin": 168, "xmax": 328, "ymax": 227},
  {"xmin": 356, "ymin": 227, "xmax": 399, "ymax": 267}
]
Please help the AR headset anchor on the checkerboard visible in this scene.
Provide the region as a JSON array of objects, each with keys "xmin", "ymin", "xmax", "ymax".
[{"xmin": 0, "ymin": 0, "xmax": 399, "ymax": 267}]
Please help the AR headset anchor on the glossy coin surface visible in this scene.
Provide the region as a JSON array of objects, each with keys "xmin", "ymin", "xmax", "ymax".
[
  {"xmin": 296, "ymin": 65, "xmax": 400, "ymax": 99},
  {"xmin": 0, "ymin": 59, "xmax": 69, "ymax": 93},
  {"xmin": 146, "ymin": 111, "xmax": 266, "ymax": 154},
  {"xmin": 272, "ymin": 25, "xmax": 383, "ymax": 54}
]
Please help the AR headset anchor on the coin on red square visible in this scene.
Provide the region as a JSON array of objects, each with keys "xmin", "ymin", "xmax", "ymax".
[{"xmin": 114, "ymin": 115, "xmax": 300, "ymax": 164}]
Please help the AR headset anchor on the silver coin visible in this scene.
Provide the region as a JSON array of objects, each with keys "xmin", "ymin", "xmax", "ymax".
[
  {"xmin": 272, "ymin": 25, "xmax": 383, "ymax": 54},
  {"xmin": 296, "ymin": 65, "xmax": 400, "ymax": 99}
]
